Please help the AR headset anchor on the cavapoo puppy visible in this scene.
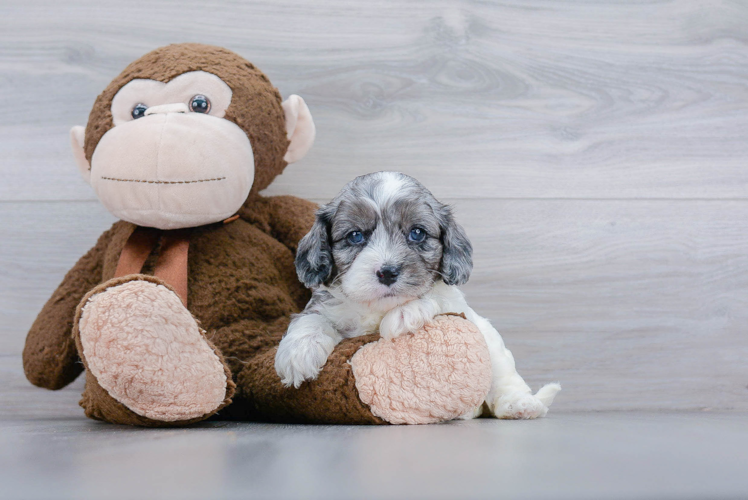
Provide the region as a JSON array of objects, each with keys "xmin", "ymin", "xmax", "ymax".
[{"xmin": 275, "ymin": 172, "xmax": 560, "ymax": 419}]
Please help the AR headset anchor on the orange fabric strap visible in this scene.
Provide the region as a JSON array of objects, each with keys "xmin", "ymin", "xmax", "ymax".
[
  {"xmin": 153, "ymin": 229, "xmax": 190, "ymax": 306},
  {"xmin": 114, "ymin": 227, "xmax": 160, "ymax": 278},
  {"xmin": 115, "ymin": 227, "xmax": 190, "ymax": 306}
]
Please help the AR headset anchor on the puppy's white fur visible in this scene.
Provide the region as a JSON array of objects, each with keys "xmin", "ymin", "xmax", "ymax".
[{"xmin": 274, "ymin": 314, "xmax": 341, "ymax": 389}]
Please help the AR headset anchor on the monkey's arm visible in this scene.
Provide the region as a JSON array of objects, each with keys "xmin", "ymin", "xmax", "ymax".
[
  {"xmin": 23, "ymin": 229, "xmax": 112, "ymax": 390},
  {"xmin": 243, "ymin": 195, "xmax": 317, "ymax": 254}
]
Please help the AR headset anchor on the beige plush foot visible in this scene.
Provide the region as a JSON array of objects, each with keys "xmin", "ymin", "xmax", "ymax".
[
  {"xmin": 350, "ymin": 315, "xmax": 492, "ymax": 425},
  {"xmin": 78, "ymin": 279, "xmax": 229, "ymax": 422}
]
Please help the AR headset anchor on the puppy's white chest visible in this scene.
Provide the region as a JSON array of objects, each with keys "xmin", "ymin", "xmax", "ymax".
[
  {"xmin": 338, "ymin": 309, "xmax": 386, "ymax": 338},
  {"xmin": 320, "ymin": 291, "xmax": 412, "ymax": 338}
]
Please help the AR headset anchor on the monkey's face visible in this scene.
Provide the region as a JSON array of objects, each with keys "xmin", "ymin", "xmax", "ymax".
[
  {"xmin": 87, "ymin": 71, "xmax": 253, "ymax": 229},
  {"xmin": 71, "ymin": 45, "xmax": 316, "ymax": 230}
]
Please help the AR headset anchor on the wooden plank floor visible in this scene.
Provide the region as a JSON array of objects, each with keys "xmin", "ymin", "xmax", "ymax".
[
  {"xmin": 1, "ymin": 0, "xmax": 747, "ymax": 417},
  {"xmin": 4, "ymin": 354, "xmax": 748, "ymax": 499},
  {"xmin": 3, "ymin": 356, "xmax": 748, "ymax": 500}
]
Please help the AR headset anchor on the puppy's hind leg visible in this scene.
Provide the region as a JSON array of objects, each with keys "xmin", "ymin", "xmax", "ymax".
[
  {"xmin": 534, "ymin": 382, "xmax": 562, "ymax": 407},
  {"xmin": 469, "ymin": 312, "xmax": 561, "ymax": 419}
]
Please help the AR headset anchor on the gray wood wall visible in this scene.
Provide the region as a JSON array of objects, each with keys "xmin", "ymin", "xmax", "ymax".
[{"xmin": 1, "ymin": 0, "xmax": 747, "ymax": 411}]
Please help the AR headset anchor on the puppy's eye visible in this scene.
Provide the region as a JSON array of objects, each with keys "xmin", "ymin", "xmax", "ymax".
[
  {"xmin": 347, "ymin": 231, "xmax": 365, "ymax": 245},
  {"xmin": 189, "ymin": 95, "xmax": 211, "ymax": 113},
  {"xmin": 131, "ymin": 103, "xmax": 148, "ymax": 119},
  {"xmin": 409, "ymin": 227, "xmax": 426, "ymax": 243}
]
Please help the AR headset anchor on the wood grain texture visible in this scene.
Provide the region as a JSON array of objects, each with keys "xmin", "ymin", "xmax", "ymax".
[
  {"xmin": 1, "ymin": 0, "xmax": 747, "ymax": 411},
  {"xmin": 3, "ymin": 371, "xmax": 748, "ymax": 500},
  {"xmin": 1, "ymin": 0, "xmax": 748, "ymax": 201}
]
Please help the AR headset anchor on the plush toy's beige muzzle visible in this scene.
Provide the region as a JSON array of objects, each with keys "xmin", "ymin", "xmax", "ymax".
[{"xmin": 89, "ymin": 110, "xmax": 254, "ymax": 230}]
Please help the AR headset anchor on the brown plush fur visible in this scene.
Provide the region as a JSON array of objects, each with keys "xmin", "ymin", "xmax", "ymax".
[
  {"xmin": 23, "ymin": 234, "xmax": 105, "ymax": 389},
  {"xmin": 23, "ymin": 44, "xmax": 490, "ymax": 426},
  {"xmin": 23, "ymin": 44, "xmax": 385, "ymax": 426},
  {"xmin": 237, "ymin": 334, "xmax": 386, "ymax": 424},
  {"xmin": 24, "ymin": 194, "xmax": 386, "ymax": 425}
]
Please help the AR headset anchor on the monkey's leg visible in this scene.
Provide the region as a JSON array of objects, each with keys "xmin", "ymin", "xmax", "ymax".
[
  {"xmin": 236, "ymin": 315, "xmax": 492, "ymax": 425},
  {"xmin": 73, "ymin": 275, "xmax": 235, "ymax": 427}
]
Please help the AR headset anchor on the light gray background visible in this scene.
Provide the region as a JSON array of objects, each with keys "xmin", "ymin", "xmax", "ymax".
[
  {"xmin": 2, "ymin": 2, "xmax": 748, "ymax": 499},
  {"xmin": 2, "ymin": 0, "xmax": 747, "ymax": 411}
]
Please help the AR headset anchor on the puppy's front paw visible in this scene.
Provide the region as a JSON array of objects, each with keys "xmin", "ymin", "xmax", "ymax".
[
  {"xmin": 379, "ymin": 299, "xmax": 438, "ymax": 340},
  {"xmin": 490, "ymin": 392, "xmax": 549, "ymax": 420},
  {"xmin": 275, "ymin": 330, "xmax": 336, "ymax": 389}
]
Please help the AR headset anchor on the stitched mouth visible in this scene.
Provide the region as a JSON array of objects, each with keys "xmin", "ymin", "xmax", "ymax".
[{"xmin": 100, "ymin": 176, "xmax": 226, "ymax": 184}]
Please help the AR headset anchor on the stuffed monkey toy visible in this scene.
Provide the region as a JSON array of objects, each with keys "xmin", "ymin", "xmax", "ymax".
[{"xmin": 22, "ymin": 44, "xmax": 492, "ymax": 426}]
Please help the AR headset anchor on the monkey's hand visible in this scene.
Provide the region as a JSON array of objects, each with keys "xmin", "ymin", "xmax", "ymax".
[
  {"xmin": 23, "ymin": 224, "xmax": 116, "ymax": 390},
  {"xmin": 379, "ymin": 298, "xmax": 439, "ymax": 340}
]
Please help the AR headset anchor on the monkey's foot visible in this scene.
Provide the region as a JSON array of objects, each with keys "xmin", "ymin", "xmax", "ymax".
[
  {"xmin": 351, "ymin": 315, "xmax": 492, "ymax": 424},
  {"xmin": 77, "ymin": 277, "xmax": 231, "ymax": 422}
]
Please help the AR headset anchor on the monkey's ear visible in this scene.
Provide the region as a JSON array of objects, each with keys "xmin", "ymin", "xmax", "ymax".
[
  {"xmin": 295, "ymin": 206, "xmax": 334, "ymax": 287},
  {"xmin": 70, "ymin": 126, "xmax": 91, "ymax": 185},
  {"xmin": 282, "ymin": 95, "xmax": 316, "ymax": 163}
]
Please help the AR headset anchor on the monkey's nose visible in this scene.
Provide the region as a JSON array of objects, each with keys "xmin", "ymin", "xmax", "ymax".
[
  {"xmin": 376, "ymin": 265, "xmax": 401, "ymax": 286},
  {"xmin": 144, "ymin": 103, "xmax": 189, "ymax": 116}
]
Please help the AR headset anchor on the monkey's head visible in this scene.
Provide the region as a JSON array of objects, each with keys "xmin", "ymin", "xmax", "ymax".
[{"xmin": 71, "ymin": 44, "xmax": 315, "ymax": 230}]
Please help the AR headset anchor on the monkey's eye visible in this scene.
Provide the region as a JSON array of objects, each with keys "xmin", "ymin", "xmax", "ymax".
[
  {"xmin": 131, "ymin": 103, "xmax": 148, "ymax": 120},
  {"xmin": 346, "ymin": 231, "xmax": 365, "ymax": 245},
  {"xmin": 189, "ymin": 95, "xmax": 211, "ymax": 113},
  {"xmin": 408, "ymin": 227, "xmax": 426, "ymax": 243}
]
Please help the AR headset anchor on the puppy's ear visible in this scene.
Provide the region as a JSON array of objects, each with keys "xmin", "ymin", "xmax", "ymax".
[
  {"xmin": 295, "ymin": 206, "xmax": 334, "ymax": 287},
  {"xmin": 438, "ymin": 205, "xmax": 473, "ymax": 286}
]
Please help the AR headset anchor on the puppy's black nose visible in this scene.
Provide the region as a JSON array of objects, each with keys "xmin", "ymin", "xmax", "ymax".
[{"xmin": 376, "ymin": 265, "xmax": 400, "ymax": 286}]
